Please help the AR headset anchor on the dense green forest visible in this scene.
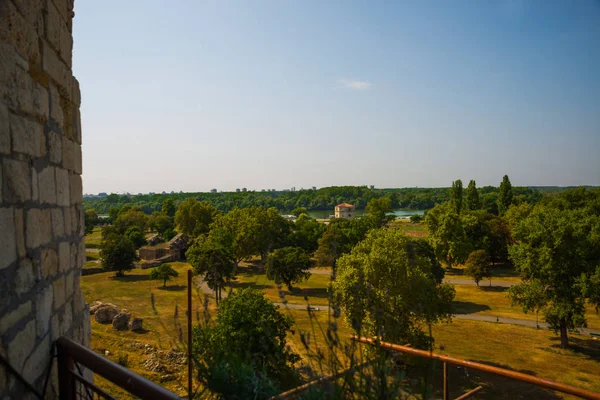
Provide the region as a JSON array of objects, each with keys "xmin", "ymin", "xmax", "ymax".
[{"xmin": 83, "ymin": 185, "xmax": 545, "ymax": 215}]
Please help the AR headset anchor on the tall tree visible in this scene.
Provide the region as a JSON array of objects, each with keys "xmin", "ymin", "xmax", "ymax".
[
  {"xmin": 451, "ymin": 179, "xmax": 464, "ymax": 214},
  {"xmin": 187, "ymin": 237, "xmax": 235, "ymax": 304},
  {"xmin": 266, "ymin": 247, "xmax": 312, "ymax": 291},
  {"xmin": 508, "ymin": 280, "xmax": 548, "ymax": 329},
  {"xmin": 426, "ymin": 203, "xmax": 470, "ymax": 268},
  {"xmin": 161, "ymin": 198, "xmax": 176, "ymax": 217},
  {"xmin": 366, "ymin": 196, "xmax": 393, "ymax": 226},
  {"xmin": 99, "ymin": 234, "xmax": 138, "ymax": 277},
  {"xmin": 332, "ymin": 229, "xmax": 454, "ymax": 347},
  {"xmin": 509, "ymin": 205, "xmax": 600, "ymax": 347},
  {"xmin": 498, "ymin": 175, "xmax": 513, "ymax": 214},
  {"xmin": 175, "ymin": 198, "xmax": 220, "ymax": 237},
  {"xmin": 84, "ymin": 209, "xmax": 99, "ymax": 235},
  {"xmin": 465, "ymin": 180, "xmax": 481, "ymax": 210},
  {"xmin": 464, "ymin": 250, "xmax": 491, "ymax": 287}
]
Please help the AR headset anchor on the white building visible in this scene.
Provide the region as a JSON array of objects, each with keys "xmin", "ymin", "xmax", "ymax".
[{"xmin": 335, "ymin": 203, "xmax": 356, "ymax": 219}]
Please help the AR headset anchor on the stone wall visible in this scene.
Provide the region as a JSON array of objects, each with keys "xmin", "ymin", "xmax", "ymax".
[{"xmin": 0, "ymin": 0, "xmax": 89, "ymax": 397}]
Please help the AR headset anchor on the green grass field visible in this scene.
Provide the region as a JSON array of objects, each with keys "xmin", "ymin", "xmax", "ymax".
[{"xmin": 85, "ymin": 226, "xmax": 103, "ymax": 248}]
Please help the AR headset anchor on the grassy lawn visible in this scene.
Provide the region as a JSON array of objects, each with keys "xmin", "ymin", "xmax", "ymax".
[
  {"xmin": 85, "ymin": 226, "xmax": 103, "ymax": 249},
  {"xmin": 446, "ymin": 262, "xmax": 523, "ymax": 283},
  {"xmin": 431, "ymin": 319, "xmax": 600, "ymax": 398},
  {"xmin": 390, "ymin": 221, "xmax": 428, "ymax": 237},
  {"xmin": 453, "ymin": 284, "xmax": 600, "ymax": 330},
  {"xmin": 233, "ymin": 265, "xmax": 331, "ymax": 306}
]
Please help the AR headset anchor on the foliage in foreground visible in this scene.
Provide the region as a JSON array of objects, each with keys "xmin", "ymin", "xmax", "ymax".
[{"xmin": 333, "ymin": 228, "xmax": 454, "ymax": 348}]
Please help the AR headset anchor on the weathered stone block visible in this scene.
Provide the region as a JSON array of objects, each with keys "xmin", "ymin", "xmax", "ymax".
[
  {"xmin": 49, "ymin": 85, "xmax": 64, "ymax": 128},
  {"xmin": 7, "ymin": 320, "xmax": 35, "ymax": 372},
  {"xmin": 23, "ymin": 335, "xmax": 51, "ymax": 385},
  {"xmin": 50, "ymin": 0, "xmax": 73, "ymax": 32},
  {"xmin": 48, "ymin": 130, "xmax": 62, "ymax": 164},
  {"xmin": 0, "ymin": 301, "xmax": 32, "ymax": 335},
  {"xmin": 63, "ymin": 204, "xmax": 72, "ymax": 235},
  {"xmin": 73, "ymin": 107, "xmax": 82, "ymax": 144},
  {"xmin": 42, "ymin": 40, "xmax": 71, "ymax": 93},
  {"xmin": 0, "ymin": 1, "xmax": 41, "ymax": 64},
  {"xmin": 53, "ymin": 275, "xmax": 66, "ymax": 311},
  {"xmin": 70, "ymin": 206, "xmax": 78, "ymax": 235},
  {"xmin": 69, "ymin": 173, "xmax": 82, "ymax": 204},
  {"xmin": 70, "ymin": 242, "xmax": 77, "ymax": 270},
  {"xmin": 0, "ymin": 207, "xmax": 16, "ymax": 270},
  {"xmin": 15, "ymin": 258, "xmax": 35, "ymax": 296},
  {"xmin": 65, "ymin": 270, "xmax": 74, "ymax": 300},
  {"xmin": 26, "ymin": 208, "xmax": 52, "ymax": 249},
  {"xmin": 10, "ymin": 113, "xmax": 45, "ymax": 157},
  {"xmin": 59, "ymin": 304, "xmax": 72, "ymax": 336},
  {"xmin": 51, "ymin": 208, "xmax": 64, "ymax": 238},
  {"xmin": 0, "ymin": 103, "xmax": 9, "ymax": 154},
  {"xmin": 36, "ymin": 286, "xmax": 54, "ymax": 337},
  {"xmin": 77, "ymin": 239, "xmax": 86, "ymax": 267},
  {"xmin": 2, "ymin": 158, "xmax": 31, "ymax": 203},
  {"xmin": 55, "ymin": 167, "xmax": 69, "ymax": 206},
  {"xmin": 31, "ymin": 167, "xmax": 39, "ymax": 201},
  {"xmin": 72, "ymin": 76, "xmax": 80, "ymax": 107},
  {"xmin": 62, "ymin": 138, "xmax": 81, "ymax": 174},
  {"xmin": 40, "ymin": 247, "xmax": 58, "ymax": 279},
  {"xmin": 38, "ymin": 166, "xmax": 57, "ymax": 204},
  {"xmin": 58, "ymin": 241, "xmax": 70, "ymax": 272},
  {"xmin": 14, "ymin": 208, "xmax": 26, "ymax": 258}
]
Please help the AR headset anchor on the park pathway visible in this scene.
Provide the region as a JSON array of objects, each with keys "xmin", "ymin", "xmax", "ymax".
[{"xmin": 194, "ymin": 277, "xmax": 600, "ymax": 337}]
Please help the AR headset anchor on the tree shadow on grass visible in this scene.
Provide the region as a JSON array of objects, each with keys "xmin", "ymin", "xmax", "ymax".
[
  {"xmin": 290, "ymin": 287, "xmax": 329, "ymax": 300},
  {"xmin": 549, "ymin": 336, "xmax": 600, "ymax": 361},
  {"xmin": 229, "ymin": 281, "xmax": 273, "ymax": 291},
  {"xmin": 131, "ymin": 328, "xmax": 151, "ymax": 334},
  {"xmin": 453, "ymin": 301, "xmax": 491, "ymax": 314},
  {"xmin": 157, "ymin": 285, "xmax": 186, "ymax": 291},
  {"xmin": 109, "ymin": 275, "xmax": 149, "ymax": 282},
  {"xmin": 480, "ymin": 285, "xmax": 509, "ymax": 293}
]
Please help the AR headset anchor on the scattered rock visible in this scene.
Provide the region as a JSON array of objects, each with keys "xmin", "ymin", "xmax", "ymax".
[
  {"xmin": 94, "ymin": 304, "xmax": 120, "ymax": 323},
  {"xmin": 130, "ymin": 318, "xmax": 144, "ymax": 332},
  {"xmin": 160, "ymin": 374, "xmax": 176, "ymax": 382},
  {"xmin": 112, "ymin": 310, "xmax": 131, "ymax": 330},
  {"xmin": 143, "ymin": 353, "xmax": 165, "ymax": 372},
  {"xmin": 89, "ymin": 301, "xmax": 103, "ymax": 314}
]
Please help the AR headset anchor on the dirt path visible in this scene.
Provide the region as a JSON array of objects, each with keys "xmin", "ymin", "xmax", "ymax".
[{"xmin": 194, "ymin": 277, "xmax": 600, "ymax": 337}]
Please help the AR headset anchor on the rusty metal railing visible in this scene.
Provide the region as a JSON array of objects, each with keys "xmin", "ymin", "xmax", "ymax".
[
  {"xmin": 56, "ymin": 337, "xmax": 182, "ymax": 400},
  {"xmin": 352, "ymin": 336, "xmax": 600, "ymax": 400}
]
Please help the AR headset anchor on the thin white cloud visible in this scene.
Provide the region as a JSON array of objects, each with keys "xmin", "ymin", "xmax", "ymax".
[{"xmin": 339, "ymin": 79, "xmax": 372, "ymax": 90}]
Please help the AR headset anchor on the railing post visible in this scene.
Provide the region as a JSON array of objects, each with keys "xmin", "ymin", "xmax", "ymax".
[
  {"xmin": 443, "ymin": 361, "xmax": 448, "ymax": 400},
  {"xmin": 57, "ymin": 342, "xmax": 75, "ymax": 400}
]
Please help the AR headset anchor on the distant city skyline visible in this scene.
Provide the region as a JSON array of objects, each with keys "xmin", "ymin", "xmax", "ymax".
[{"xmin": 74, "ymin": 1, "xmax": 600, "ymax": 194}]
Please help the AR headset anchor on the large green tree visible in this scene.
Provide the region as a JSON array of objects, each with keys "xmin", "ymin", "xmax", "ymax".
[
  {"xmin": 99, "ymin": 234, "xmax": 138, "ymax": 277},
  {"xmin": 187, "ymin": 236, "xmax": 235, "ymax": 304},
  {"xmin": 508, "ymin": 204, "xmax": 600, "ymax": 347},
  {"xmin": 192, "ymin": 289, "xmax": 299, "ymax": 398},
  {"xmin": 84, "ymin": 209, "xmax": 99, "ymax": 235},
  {"xmin": 451, "ymin": 179, "xmax": 464, "ymax": 214},
  {"xmin": 114, "ymin": 208, "xmax": 148, "ymax": 234},
  {"xmin": 508, "ymin": 280, "xmax": 548, "ymax": 329},
  {"xmin": 497, "ymin": 175, "xmax": 513, "ymax": 215},
  {"xmin": 286, "ymin": 214, "xmax": 325, "ymax": 253},
  {"xmin": 426, "ymin": 203, "xmax": 470, "ymax": 268},
  {"xmin": 175, "ymin": 198, "xmax": 220, "ymax": 237},
  {"xmin": 366, "ymin": 196, "xmax": 393, "ymax": 226},
  {"xmin": 465, "ymin": 180, "xmax": 481, "ymax": 211},
  {"xmin": 332, "ymin": 229, "xmax": 454, "ymax": 347},
  {"xmin": 266, "ymin": 247, "xmax": 312, "ymax": 291},
  {"xmin": 464, "ymin": 249, "xmax": 491, "ymax": 287},
  {"xmin": 161, "ymin": 198, "xmax": 176, "ymax": 217}
]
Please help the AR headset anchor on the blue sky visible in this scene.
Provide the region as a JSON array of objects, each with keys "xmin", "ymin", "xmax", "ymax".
[{"xmin": 73, "ymin": 0, "xmax": 600, "ymax": 194}]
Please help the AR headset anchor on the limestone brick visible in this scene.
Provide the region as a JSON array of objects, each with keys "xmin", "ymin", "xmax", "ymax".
[
  {"xmin": 14, "ymin": 208, "xmax": 26, "ymax": 258},
  {"xmin": 50, "ymin": 0, "xmax": 74, "ymax": 32},
  {"xmin": 7, "ymin": 320, "xmax": 35, "ymax": 372},
  {"xmin": 77, "ymin": 239, "xmax": 86, "ymax": 268},
  {"xmin": 42, "ymin": 40, "xmax": 71, "ymax": 94},
  {"xmin": 72, "ymin": 77, "xmax": 80, "ymax": 107},
  {"xmin": 0, "ymin": 1, "xmax": 41, "ymax": 64},
  {"xmin": 48, "ymin": 130, "xmax": 62, "ymax": 164},
  {"xmin": 70, "ymin": 206, "xmax": 78, "ymax": 236},
  {"xmin": 23, "ymin": 335, "xmax": 51, "ymax": 384},
  {"xmin": 0, "ymin": 301, "xmax": 32, "ymax": 336},
  {"xmin": 31, "ymin": 167, "xmax": 39, "ymax": 201},
  {"xmin": 0, "ymin": 207, "xmax": 16, "ymax": 270},
  {"xmin": 59, "ymin": 303, "xmax": 72, "ymax": 336},
  {"xmin": 55, "ymin": 167, "xmax": 69, "ymax": 206},
  {"xmin": 51, "ymin": 208, "xmax": 64, "ymax": 238},
  {"xmin": 2, "ymin": 158, "xmax": 31, "ymax": 203},
  {"xmin": 26, "ymin": 208, "xmax": 52, "ymax": 249},
  {"xmin": 58, "ymin": 241, "xmax": 69, "ymax": 272},
  {"xmin": 49, "ymin": 84, "xmax": 64, "ymax": 128},
  {"xmin": 15, "ymin": 258, "xmax": 35, "ymax": 296},
  {"xmin": 73, "ymin": 107, "xmax": 82, "ymax": 144},
  {"xmin": 53, "ymin": 275, "xmax": 66, "ymax": 311},
  {"xmin": 38, "ymin": 166, "xmax": 57, "ymax": 204},
  {"xmin": 62, "ymin": 138, "xmax": 81, "ymax": 173},
  {"xmin": 40, "ymin": 247, "xmax": 58, "ymax": 279},
  {"xmin": 63, "ymin": 204, "xmax": 72, "ymax": 234},
  {"xmin": 0, "ymin": 103, "xmax": 9, "ymax": 154},
  {"xmin": 10, "ymin": 113, "xmax": 45, "ymax": 157},
  {"xmin": 36, "ymin": 286, "xmax": 54, "ymax": 337},
  {"xmin": 70, "ymin": 242, "xmax": 77, "ymax": 271},
  {"xmin": 69, "ymin": 172, "xmax": 82, "ymax": 204},
  {"xmin": 65, "ymin": 270, "xmax": 74, "ymax": 300}
]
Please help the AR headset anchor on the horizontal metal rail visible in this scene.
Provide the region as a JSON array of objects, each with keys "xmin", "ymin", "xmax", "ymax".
[
  {"xmin": 56, "ymin": 337, "xmax": 182, "ymax": 400},
  {"xmin": 352, "ymin": 336, "xmax": 600, "ymax": 400},
  {"xmin": 455, "ymin": 386, "xmax": 483, "ymax": 400}
]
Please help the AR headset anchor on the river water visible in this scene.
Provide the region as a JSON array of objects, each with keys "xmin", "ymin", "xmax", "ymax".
[{"xmin": 304, "ymin": 209, "xmax": 425, "ymax": 219}]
